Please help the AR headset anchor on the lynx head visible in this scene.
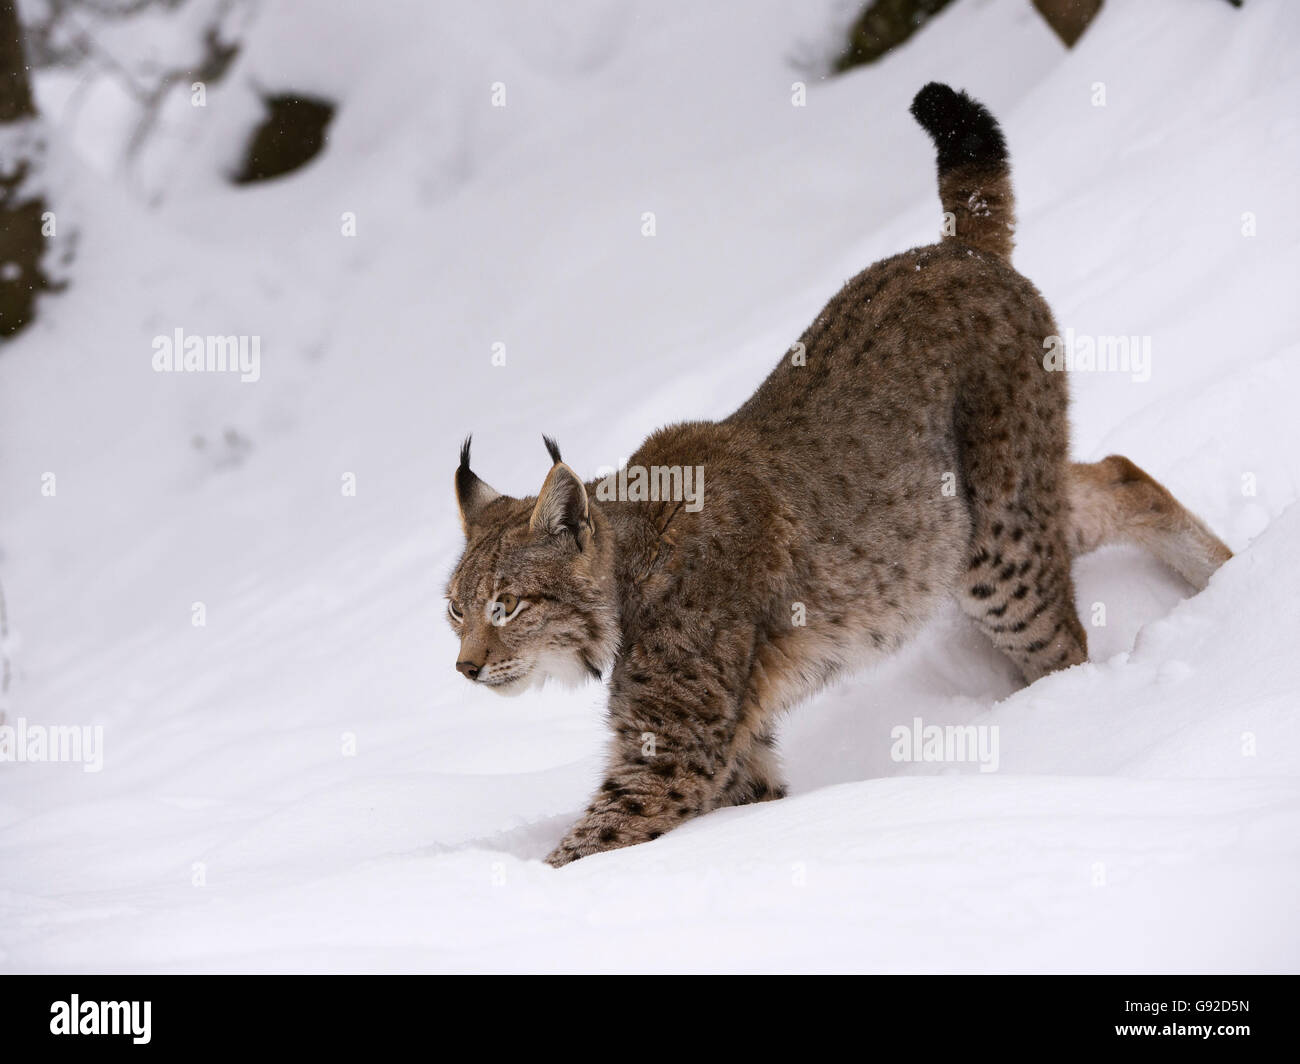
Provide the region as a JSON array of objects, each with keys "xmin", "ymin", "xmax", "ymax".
[{"xmin": 445, "ymin": 436, "xmax": 618, "ymax": 696}]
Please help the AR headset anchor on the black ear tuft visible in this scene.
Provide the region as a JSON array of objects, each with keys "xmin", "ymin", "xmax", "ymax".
[
  {"xmin": 456, "ymin": 434, "xmax": 475, "ymax": 500},
  {"xmin": 542, "ymin": 434, "xmax": 562, "ymax": 465},
  {"xmin": 454, "ymin": 434, "xmax": 501, "ymax": 530}
]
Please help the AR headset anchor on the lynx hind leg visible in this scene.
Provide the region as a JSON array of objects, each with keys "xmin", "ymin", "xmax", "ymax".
[
  {"xmin": 1068, "ymin": 456, "xmax": 1232, "ymax": 591},
  {"xmin": 956, "ymin": 411, "xmax": 1088, "ymax": 685},
  {"xmin": 960, "ymin": 495, "xmax": 1088, "ymax": 684},
  {"xmin": 708, "ymin": 729, "xmax": 787, "ymax": 812}
]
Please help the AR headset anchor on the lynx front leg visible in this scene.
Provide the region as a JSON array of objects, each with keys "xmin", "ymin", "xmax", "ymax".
[
  {"xmin": 708, "ymin": 728, "xmax": 787, "ymax": 811},
  {"xmin": 546, "ymin": 715, "xmax": 781, "ymax": 867},
  {"xmin": 545, "ymin": 740, "xmax": 722, "ymax": 867},
  {"xmin": 546, "ymin": 610, "xmax": 764, "ymax": 866},
  {"xmin": 546, "ymin": 667, "xmax": 767, "ymax": 866}
]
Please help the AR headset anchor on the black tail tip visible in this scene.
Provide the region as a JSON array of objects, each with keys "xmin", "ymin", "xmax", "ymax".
[{"xmin": 910, "ymin": 82, "xmax": 1007, "ymax": 173}]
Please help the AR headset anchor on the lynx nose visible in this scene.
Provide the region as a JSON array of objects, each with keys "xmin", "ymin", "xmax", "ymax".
[{"xmin": 456, "ymin": 660, "xmax": 481, "ymax": 681}]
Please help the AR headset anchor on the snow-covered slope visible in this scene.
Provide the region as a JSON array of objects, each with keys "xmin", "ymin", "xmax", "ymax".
[{"xmin": 1, "ymin": 0, "xmax": 1297, "ymax": 972}]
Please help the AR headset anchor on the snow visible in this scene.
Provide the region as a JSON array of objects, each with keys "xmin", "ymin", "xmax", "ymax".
[{"xmin": 1, "ymin": 0, "xmax": 1298, "ymax": 972}]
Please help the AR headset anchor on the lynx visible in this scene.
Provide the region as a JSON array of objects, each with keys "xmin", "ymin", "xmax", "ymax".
[{"xmin": 445, "ymin": 84, "xmax": 1232, "ymax": 866}]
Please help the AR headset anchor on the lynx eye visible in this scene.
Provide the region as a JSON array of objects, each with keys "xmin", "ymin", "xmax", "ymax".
[
  {"xmin": 447, "ymin": 600, "xmax": 464, "ymax": 624},
  {"xmin": 489, "ymin": 593, "xmax": 526, "ymax": 626}
]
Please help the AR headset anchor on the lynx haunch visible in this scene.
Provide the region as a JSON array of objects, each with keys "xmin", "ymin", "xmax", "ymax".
[{"xmin": 446, "ymin": 83, "xmax": 1232, "ymax": 866}]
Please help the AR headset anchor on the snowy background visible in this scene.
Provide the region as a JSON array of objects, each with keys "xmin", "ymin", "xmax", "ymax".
[{"xmin": 1, "ymin": 0, "xmax": 1298, "ymax": 972}]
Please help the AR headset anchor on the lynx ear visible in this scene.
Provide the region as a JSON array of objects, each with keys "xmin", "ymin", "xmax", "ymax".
[
  {"xmin": 530, "ymin": 460, "xmax": 590, "ymax": 549},
  {"xmin": 455, "ymin": 436, "xmax": 500, "ymax": 533}
]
